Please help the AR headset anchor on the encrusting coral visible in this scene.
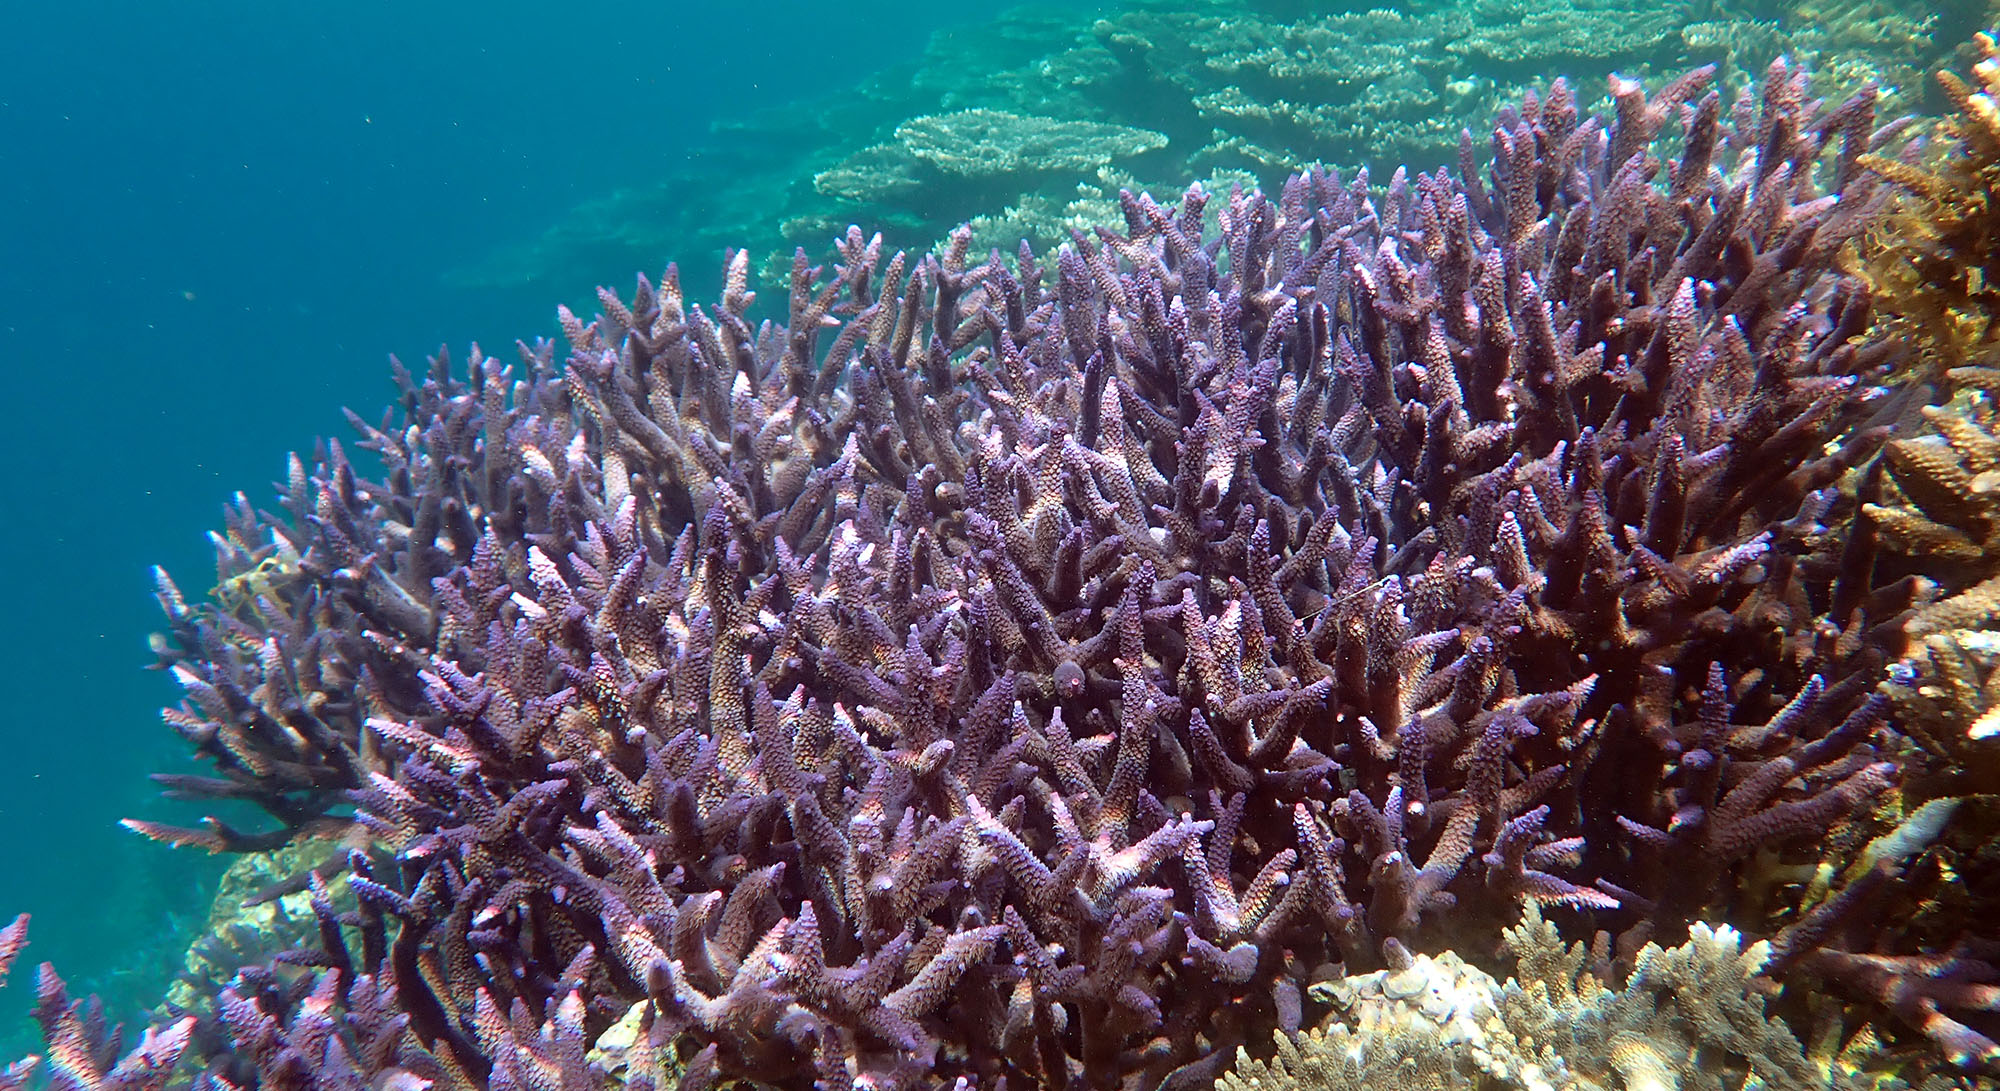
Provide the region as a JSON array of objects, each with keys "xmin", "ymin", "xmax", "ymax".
[{"xmin": 74, "ymin": 44, "xmax": 1976, "ymax": 1090}]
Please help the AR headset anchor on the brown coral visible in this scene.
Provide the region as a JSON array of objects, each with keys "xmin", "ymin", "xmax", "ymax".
[
  {"xmin": 1859, "ymin": 32, "xmax": 2000, "ymax": 378},
  {"xmin": 1859, "ymin": 37, "xmax": 2000, "ymax": 784}
]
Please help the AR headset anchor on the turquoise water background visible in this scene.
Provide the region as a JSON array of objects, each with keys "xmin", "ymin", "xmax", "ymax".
[{"xmin": 0, "ymin": 0, "xmax": 989, "ymax": 1055}]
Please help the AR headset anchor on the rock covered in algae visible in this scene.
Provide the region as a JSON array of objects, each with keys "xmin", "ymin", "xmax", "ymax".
[
  {"xmin": 163, "ymin": 839, "xmax": 353, "ymax": 1017},
  {"xmin": 587, "ymin": 1000, "xmax": 691, "ymax": 1089}
]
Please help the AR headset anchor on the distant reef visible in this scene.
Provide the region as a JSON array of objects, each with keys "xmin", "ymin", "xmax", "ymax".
[{"xmin": 450, "ymin": 0, "xmax": 1987, "ymax": 295}]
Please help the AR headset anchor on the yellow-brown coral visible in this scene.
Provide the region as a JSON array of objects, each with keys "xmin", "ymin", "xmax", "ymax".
[
  {"xmin": 1865, "ymin": 372, "xmax": 2000, "ymax": 777},
  {"xmin": 1216, "ymin": 906, "xmax": 1843, "ymax": 1091},
  {"xmin": 1858, "ymin": 36, "xmax": 2000, "ymax": 784},
  {"xmin": 1859, "ymin": 33, "xmax": 2000, "ymax": 378}
]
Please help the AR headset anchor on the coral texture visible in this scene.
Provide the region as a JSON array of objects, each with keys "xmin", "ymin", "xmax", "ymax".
[
  {"xmin": 111, "ymin": 51, "xmax": 1950, "ymax": 1091},
  {"xmin": 1768, "ymin": 39, "xmax": 2000, "ymax": 1070},
  {"xmin": 1218, "ymin": 906, "xmax": 1833, "ymax": 1091}
]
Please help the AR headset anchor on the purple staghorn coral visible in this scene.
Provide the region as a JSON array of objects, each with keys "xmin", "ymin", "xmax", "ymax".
[
  {"xmin": 0, "ymin": 917, "xmax": 196, "ymax": 1091},
  {"xmin": 131, "ymin": 57, "xmax": 1935, "ymax": 1089}
]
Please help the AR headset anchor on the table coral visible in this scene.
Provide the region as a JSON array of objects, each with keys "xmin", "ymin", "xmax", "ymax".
[{"xmin": 816, "ymin": 111, "xmax": 1169, "ymax": 204}]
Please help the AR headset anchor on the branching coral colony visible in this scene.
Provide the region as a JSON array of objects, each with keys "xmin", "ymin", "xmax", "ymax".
[{"xmin": 9, "ymin": 46, "xmax": 1996, "ymax": 1091}]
